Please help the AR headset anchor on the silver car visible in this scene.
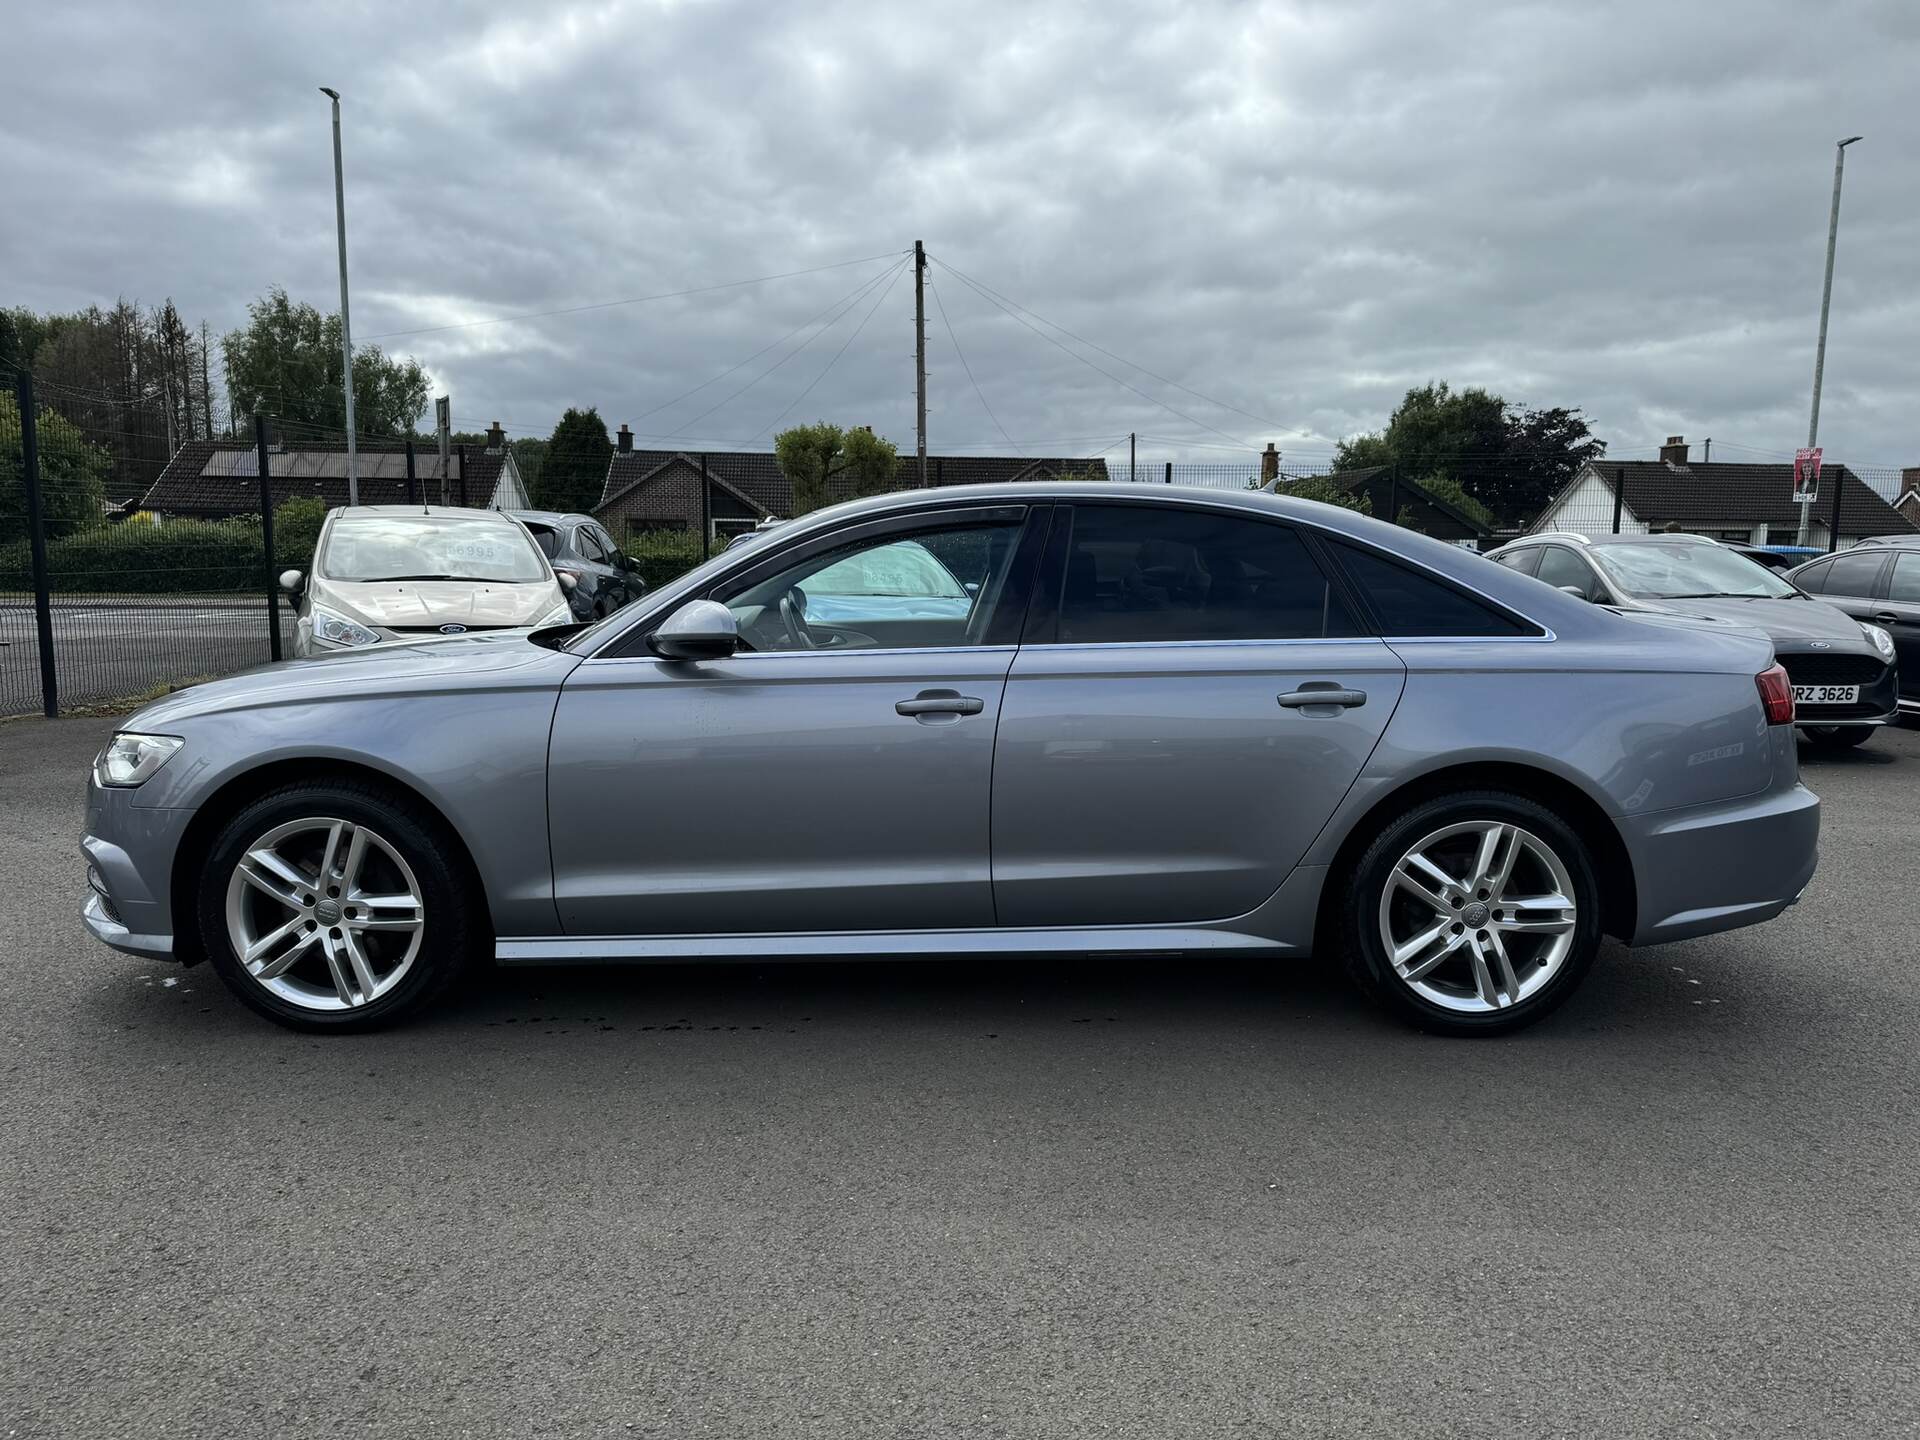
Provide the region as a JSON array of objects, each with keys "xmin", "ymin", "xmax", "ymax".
[
  {"xmin": 283, "ymin": 505, "xmax": 575, "ymax": 656},
  {"xmin": 82, "ymin": 484, "xmax": 1819, "ymax": 1036}
]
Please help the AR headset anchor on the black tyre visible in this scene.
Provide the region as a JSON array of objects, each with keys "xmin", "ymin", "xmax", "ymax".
[
  {"xmin": 197, "ymin": 779, "xmax": 485, "ymax": 1032},
  {"xmin": 1800, "ymin": 725, "xmax": 1874, "ymax": 750},
  {"xmin": 1337, "ymin": 789, "xmax": 1604, "ymax": 1037}
]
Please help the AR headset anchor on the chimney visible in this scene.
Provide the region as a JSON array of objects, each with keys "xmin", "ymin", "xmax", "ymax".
[
  {"xmin": 617, "ymin": 423, "xmax": 632, "ymax": 453},
  {"xmin": 1260, "ymin": 442, "xmax": 1280, "ymax": 484},
  {"xmin": 486, "ymin": 420, "xmax": 505, "ymax": 452},
  {"xmin": 1659, "ymin": 435, "xmax": 1689, "ymax": 467}
]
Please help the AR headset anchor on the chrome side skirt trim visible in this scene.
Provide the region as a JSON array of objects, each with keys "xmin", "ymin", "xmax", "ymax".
[{"xmin": 498, "ymin": 925, "xmax": 1295, "ymax": 965}]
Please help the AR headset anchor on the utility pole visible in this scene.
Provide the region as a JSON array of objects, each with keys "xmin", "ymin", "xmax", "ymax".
[
  {"xmin": 320, "ymin": 87, "xmax": 360, "ymax": 505},
  {"xmin": 1798, "ymin": 135, "xmax": 1863, "ymax": 545},
  {"xmin": 914, "ymin": 241, "xmax": 928, "ymax": 487}
]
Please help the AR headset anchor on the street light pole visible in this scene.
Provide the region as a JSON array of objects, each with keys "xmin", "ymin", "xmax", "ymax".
[
  {"xmin": 319, "ymin": 87, "xmax": 359, "ymax": 506},
  {"xmin": 1798, "ymin": 134, "xmax": 1862, "ymax": 545}
]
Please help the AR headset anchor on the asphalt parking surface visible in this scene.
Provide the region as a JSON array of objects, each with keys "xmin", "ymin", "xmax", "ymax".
[{"xmin": 3, "ymin": 717, "xmax": 1918, "ymax": 1437}]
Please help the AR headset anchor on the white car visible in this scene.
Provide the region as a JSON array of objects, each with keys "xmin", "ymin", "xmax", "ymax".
[{"xmin": 282, "ymin": 506, "xmax": 576, "ymax": 658}]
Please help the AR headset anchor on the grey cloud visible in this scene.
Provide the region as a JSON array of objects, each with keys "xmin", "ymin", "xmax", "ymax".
[{"xmin": 4, "ymin": 0, "xmax": 1916, "ymax": 472}]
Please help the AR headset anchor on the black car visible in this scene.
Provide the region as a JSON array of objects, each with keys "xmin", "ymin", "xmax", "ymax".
[
  {"xmin": 1786, "ymin": 543, "xmax": 1920, "ymax": 721},
  {"xmin": 507, "ymin": 510, "xmax": 647, "ymax": 620},
  {"xmin": 1487, "ymin": 532, "xmax": 1900, "ymax": 749}
]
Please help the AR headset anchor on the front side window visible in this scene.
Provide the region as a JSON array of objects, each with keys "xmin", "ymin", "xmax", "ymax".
[
  {"xmin": 574, "ymin": 527, "xmax": 609, "ymax": 563},
  {"xmin": 1887, "ymin": 553, "xmax": 1920, "ymax": 604},
  {"xmin": 1587, "ymin": 541, "xmax": 1796, "ymax": 600},
  {"xmin": 1049, "ymin": 505, "xmax": 1356, "ymax": 644},
  {"xmin": 1329, "ymin": 541, "xmax": 1530, "ymax": 637},
  {"xmin": 319, "ymin": 514, "xmax": 548, "ymax": 584},
  {"xmin": 718, "ymin": 519, "xmax": 1024, "ymax": 651},
  {"xmin": 1534, "ymin": 546, "xmax": 1604, "ymax": 600}
]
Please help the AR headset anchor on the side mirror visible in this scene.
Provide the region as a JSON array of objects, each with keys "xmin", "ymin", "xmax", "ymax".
[
  {"xmin": 279, "ymin": 569, "xmax": 304, "ymax": 595},
  {"xmin": 1556, "ymin": 585, "xmax": 1590, "ymax": 601},
  {"xmin": 648, "ymin": 599, "xmax": 739, "ymax": 661}
]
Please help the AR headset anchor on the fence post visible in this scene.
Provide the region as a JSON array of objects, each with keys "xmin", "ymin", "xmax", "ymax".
[
  {"xmin": 1611, "ymin": 466, "xmax": 1624, "ymax": 534},
  {"xmin": 456, "ymin": 444, "xmax": 469, "ymax": 506},
  {"xmin": 256, "ymin": 414, "xmax": 282, "ymax": 662},
  {"xmin": 1129, "ymin": 432, "xmax": 1136, "ymax": 483},
  {"xmin": 699, "ymin": 455, "xmax": 712, "ymax": 560},
  {"xmin": 405, "ymin": 437, "xmax": 418, "ymax": 506},
  {"xmin": 935, "ymin": 457, "xmax": 943, "ymax": 489},
  {"xmin": 1387, "ymin": 464, "xmax": 1401, "ymax": 526},
  {"xmin": 15, "ymin": 372, "xmax": 58, "ymax": 717},
  {"xmin": 1164, "ymin": 461, "xmax": 1172, "ymax": 485},
  {"xmin": 1826, "ymin": 465, "xmax": 1844, "ymax": 553}
]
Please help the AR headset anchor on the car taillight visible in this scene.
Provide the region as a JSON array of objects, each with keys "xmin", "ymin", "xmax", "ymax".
[{"xmin": 1756, "ymin": 663, "xmax": 1795, "ymax": 725}]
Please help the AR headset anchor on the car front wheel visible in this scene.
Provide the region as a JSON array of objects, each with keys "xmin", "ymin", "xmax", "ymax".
[
  {"xmin": 1339, "ymin": 790, "xmax": 1604, "ymax": 1037},
  {"xmin": 198, "ymin": 780, "xmax": 482, "ymax": 1032}
]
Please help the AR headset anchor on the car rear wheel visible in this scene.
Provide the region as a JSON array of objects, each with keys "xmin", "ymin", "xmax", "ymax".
[
  {"xmin": 198, "ymin": 781, "xmax": 482, "ymax": 1032},
  {"xmin": 1800, "ymin": 725, "xmax": 1874, "ymax": 750},
  {"xmin": 1338, "ymin": 790, "xmax": 1603, "ymax": 1037}
]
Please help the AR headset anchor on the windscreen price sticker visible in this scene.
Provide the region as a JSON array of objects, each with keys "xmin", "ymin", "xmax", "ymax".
[{"xmin": 449, "ymin": 540, "xmax": 507, "ymax": 564}]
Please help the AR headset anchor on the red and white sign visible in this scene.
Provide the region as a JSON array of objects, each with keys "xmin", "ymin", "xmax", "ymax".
[{"xmin": 1793, "ymin": 447, "xmax": 1823, "ymax": 504}]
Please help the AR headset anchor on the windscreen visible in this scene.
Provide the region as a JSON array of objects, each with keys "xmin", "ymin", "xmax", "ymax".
[
  {"xmin": 320, "ymin": 514, "xmax": 548, "ymax": 583},
  {"xmin": 1590, "ymin": 542, "xmax": 1797, "ymax": 600}
]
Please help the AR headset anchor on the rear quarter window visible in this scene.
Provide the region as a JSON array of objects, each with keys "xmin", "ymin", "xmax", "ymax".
[{"xmin": 1329, "ymin": 541, "xmax": 1535, "ymax": 637}]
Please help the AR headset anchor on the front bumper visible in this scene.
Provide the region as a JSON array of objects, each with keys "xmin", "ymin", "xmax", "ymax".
[
  {"xmin": 80, "ymin": 782, "xmax": 195, "ymax": 961},
  {"xmin": 1621, "ymin": 777, "xmax": 1820, "ymax": 946}
]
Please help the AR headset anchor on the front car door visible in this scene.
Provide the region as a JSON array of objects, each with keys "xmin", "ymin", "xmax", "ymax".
[
  {"xmin": 546, "ymin": 503, "xmax": 1046, "ymax": 935},
  {"xmin": 990, "ymin": 500, "xmax": 1407, "ymax": 926},
  {"xmin": 1881, "ymin": 552, "xmax": 1920, "ymax": 705}
]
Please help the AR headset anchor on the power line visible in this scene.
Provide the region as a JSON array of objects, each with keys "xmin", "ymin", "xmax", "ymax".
[
  {"xmin": 927, "ymin": 269, "xmax": 1014, "ymax": 448},
  {"xmin": 664, "ymin": 258, "xmax": 910, "ymax": 439},
  {"xmin": 932, "ymin": 254, "xmax": 1321, "ymax": 441},
  {"xmin": 356, "ymin": 249, "xmax": 910, "ymax": 342},
  {"xmin": 933, "ymin": 259, "xmax": 1258, "ymax": 451},
  {"xmin": 746, "ymin": 259, "xmax": 912, "ymax": 444}
]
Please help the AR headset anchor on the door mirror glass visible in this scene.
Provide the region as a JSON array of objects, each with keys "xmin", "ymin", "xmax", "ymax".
[
  {"xmin": 278, "ymin": 569, "xmax": 304, "ymax": 594},
  {"xmin": 649, "ymin": 599, "xmax": 739, "ymax": 661}
]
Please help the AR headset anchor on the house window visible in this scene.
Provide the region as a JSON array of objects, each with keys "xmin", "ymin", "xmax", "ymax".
[
  {"xmin": 1714, "ymin": 529, "xmax": 1751, "ymax": 542},
  {"xmin": 712, "ymin": 518, "xmax": 759, "ymax": 542}
]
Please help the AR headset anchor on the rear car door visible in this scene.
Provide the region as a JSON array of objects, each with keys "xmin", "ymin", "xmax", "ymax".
[
  {"xmin": 1881, "ymin": 553, "xmax": 1920, "ymax": 705},
  {"xmin": 990, "ymin": 501, "xmax": 1406, "ymax": 927},
  {"xmin": 547, "ymin": 503, "xmax": 1045, "ymax": 935}
]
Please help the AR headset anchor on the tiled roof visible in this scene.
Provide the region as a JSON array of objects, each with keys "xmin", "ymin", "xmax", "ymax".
[
  {"xmin": 594, "ymin": 449, "xmax": 1113, "ymax": 521},
  {"xmin": 139, "ymin": 439, "xmax": 513, "ymax": 514},
  {"xmin": 1583, "ymin": 460, "xmax": 1917, "ymax": 535}
]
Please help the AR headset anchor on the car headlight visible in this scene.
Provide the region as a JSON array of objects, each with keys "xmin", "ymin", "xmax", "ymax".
[
  {"xmin": 93, "ymin": 733, "xmax": 183, "ymax": 788},
  {"xmin": 533, "ymin": 602, "xmax": 575, "ymax": 628},
  {"xmin": 311, "ymin": 606, "xmax": 381, "ymax": 648},
  {"xmin": 1862, "ymin": 623, "xmax": 1895, "ymax": 661}
]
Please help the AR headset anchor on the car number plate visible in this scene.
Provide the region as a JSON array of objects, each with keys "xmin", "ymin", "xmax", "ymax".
[{"xmin": 1793, "ymin": 684, "xmax": 1858, "ymax": 705}]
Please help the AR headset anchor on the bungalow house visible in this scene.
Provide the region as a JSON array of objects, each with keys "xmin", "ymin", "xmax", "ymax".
[
  {"xmin": 1527, "ymin": 437, "xmax": 1917, "ymax": 549},
  {"xmin": 1894, "ymin": 469, "xmax": 1920, "ymax": 530},
  {"xmin": 593, "ymin": 425, "xmax": 1111, "ymax": 543},
  {"xmin": 138, "ymin": 422, "xmax": 531, "ymax": 517}
]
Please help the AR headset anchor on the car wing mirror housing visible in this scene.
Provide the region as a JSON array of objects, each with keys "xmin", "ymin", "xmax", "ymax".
[
  {"xmin": 1556, "ymin": 585, "xmax": 1591, "ymax": 601},
  {"xmin": 279, "ymin": 569, "xmax": 304, "ymax": 595},
  {"xmin": 648, "ymin": 599, "xmax": 739, "ymax": 661}
]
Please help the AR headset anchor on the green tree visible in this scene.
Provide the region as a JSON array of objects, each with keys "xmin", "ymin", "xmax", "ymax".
[
  {"xmin": 535, "ymin": 407, "xmax": 612, "ymax": 513},
  {"xmin": 1, "ymin": 391, "xmax": 110, "ymax": 543},
  {"xmin": 773, "ymin": 423, "xmax": 900, "ymax": 515},
  {"xmin": 221, "ymin": 287, "xmax": 429, "ymax": 436},
  {"xmin": 1335, "ymin": 382, "xmax": 1601, "ymax": 526}
]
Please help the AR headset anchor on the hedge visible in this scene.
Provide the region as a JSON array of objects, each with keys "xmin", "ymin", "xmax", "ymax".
[{"xmin": 0, "ymin": 499, "xmax": 325, "ymax": 596}]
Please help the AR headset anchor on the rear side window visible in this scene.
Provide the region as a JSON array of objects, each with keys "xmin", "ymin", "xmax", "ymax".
[
  {"xmin": 1329, "ymin": 541, "xmax": 1531, "ymax": 637},
  {"xmin": 1792, "ymin": 560, "xmax": 1831, "ymax": 593},
  {"xmin": 1050, "ymin": 504, "xmax": 1357, "ymax": 643},
  {"xmin": 1821, "ymin": 550, "xmax": 1887, "ymax": 598},
  {"xmin": 525, "ymin": 524, "xmax": 560, "ymax": 558},
  {"xmin": 1493, "ymin": 548, "xmax": 1540, "ymax": 576}
]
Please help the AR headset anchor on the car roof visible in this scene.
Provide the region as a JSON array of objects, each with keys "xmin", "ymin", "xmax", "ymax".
[{"xmin": 503, "ymin": 509, "xmax": 589, "ymax": 527}]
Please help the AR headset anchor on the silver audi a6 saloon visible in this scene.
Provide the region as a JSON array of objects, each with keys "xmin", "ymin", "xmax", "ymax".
[{"xmin": 82, "ymin": 484, "xmax": 1819, "ymax": 1036}]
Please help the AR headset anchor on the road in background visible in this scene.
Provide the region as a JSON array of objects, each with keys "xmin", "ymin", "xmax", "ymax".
[
  {"xmin": 0, "ymin": 600, "xmax": 291, "ymax": 714},
  {"xmin": 3, "ymin": 718, "xmax": 1917, "ymax": 1437}
]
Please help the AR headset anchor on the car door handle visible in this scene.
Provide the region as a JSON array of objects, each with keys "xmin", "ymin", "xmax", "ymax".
[
  {"xmin": 896, "ymin": 691, "xmax": 985, "ymax": 717},
  {"xmin": 1871, "ymin": 612, "xmax": 1899, "ymax": 625},
  {"xmin": 1278, "ymin": 686, "xmax": 1367, "ymax": 711}
]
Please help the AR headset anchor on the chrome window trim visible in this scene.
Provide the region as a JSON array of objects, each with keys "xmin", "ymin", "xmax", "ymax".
[{"xmin": 578, "ymin": 643, "xmax": 1019, "ymax": 668}]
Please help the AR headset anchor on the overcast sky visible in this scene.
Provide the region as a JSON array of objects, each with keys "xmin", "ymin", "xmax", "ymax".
[{"xmin": 5, "ymin": 0, "xmax": 1916, "ymax": 473}]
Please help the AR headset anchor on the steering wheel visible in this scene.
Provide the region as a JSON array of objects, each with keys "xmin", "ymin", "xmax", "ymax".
[{"xmin": 777, "ymin": 586, "xmax": 815, "ymax": 649}]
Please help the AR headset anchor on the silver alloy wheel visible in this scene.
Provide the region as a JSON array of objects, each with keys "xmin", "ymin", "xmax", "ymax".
[
  {"xmin": 223, "ymin": 816, "xmax": 425, "ymax": 1012},
  {"xmin": 1376, "ymin": 820, "xmax": 1578, "ymax": 1014}
]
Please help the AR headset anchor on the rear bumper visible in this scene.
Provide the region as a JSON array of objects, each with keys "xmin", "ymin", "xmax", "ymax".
[{"xmin": 1621, "ymin": 779, "xmax": 1820, "ymax": 946}]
